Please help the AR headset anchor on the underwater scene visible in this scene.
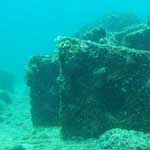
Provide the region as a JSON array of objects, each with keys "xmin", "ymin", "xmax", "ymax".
[{"xmin": 2, "ymin": 0, "xmax": 150, "ymax": 149}]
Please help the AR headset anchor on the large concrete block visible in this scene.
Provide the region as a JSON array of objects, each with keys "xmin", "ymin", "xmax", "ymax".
[
  {"xmin": 57, "ymin": 37, "xmax": 150, "ymax": 138},
  {"xmin": 26, "ymin": 55, "xmax": 60, "ymax": 126}
]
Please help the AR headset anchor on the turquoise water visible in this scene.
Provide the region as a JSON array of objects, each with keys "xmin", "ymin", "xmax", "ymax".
[{"xmin": 0, "ymin": 0, "xmax": 149, "ymax": 76}]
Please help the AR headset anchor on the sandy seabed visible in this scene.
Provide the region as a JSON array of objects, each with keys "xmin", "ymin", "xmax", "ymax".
[{"xmin": 1, "ymin": 86, "xmax": 150, "ymax": 150}]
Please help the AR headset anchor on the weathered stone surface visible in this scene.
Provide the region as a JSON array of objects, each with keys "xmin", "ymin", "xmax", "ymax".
[
  {"xmin": 26, "ymin": 55, "xmax": 60, "ymax": 126},
  {"xmin": 57, "ymin": 37, "xmax": 150, "ymax": 138}
]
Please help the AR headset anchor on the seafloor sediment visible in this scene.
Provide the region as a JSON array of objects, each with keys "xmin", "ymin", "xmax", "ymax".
[{"xmin": 1, "ymin": 95, "xmax": 150, "ymax": 150}]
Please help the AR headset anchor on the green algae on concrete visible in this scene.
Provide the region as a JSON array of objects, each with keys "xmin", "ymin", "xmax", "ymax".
[
  {"xmin": 57, "ymin": 36, "xmax": 150, "ymax": 138},
  {"xmin": 26, "ymin": 55, "xmax": 60, "ymax": 126}
]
